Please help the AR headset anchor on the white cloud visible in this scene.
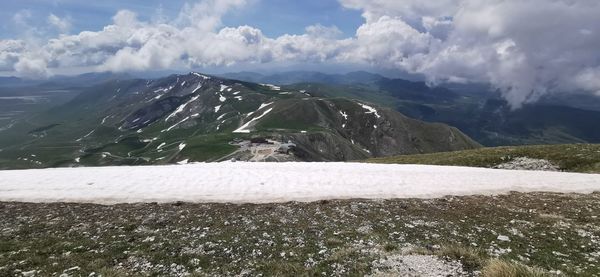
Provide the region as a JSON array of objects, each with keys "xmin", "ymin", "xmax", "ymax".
[
  {"xmin": 348, "ymin": 16, "xmax": 435, "ymax": 68},
  {"xmin": 1, "ymin": 0, "xmax": 600, "ymax": 107},
  {"xmin": 175, "ymin": 0, "xmax": 247, "ymax": 31},
  {"xmin": 47, "ymin": 14, "xmax": 71, "ymax": 34},
  {"xmin": 339, "ymin": 0, "xmax": 459, "ymax": 25},
  {"xmin": 0, "ymin": 40, "xmax": 25, "ymax": 71},
  {"xmin": 340, "ymin": 0, "xmax": 600, "ymax": 108},
  {"xmin": 12, "ymin": 10, "xmax": 33, "ymax": 28},
  {"xmin": 14, "ymin": 54, "xmax": 49, "ymax": 79},
  {"xmin": 574, "ymin": 67, "xmax": 600, "ymax": 96},
  {"xmin": 305, "ymin": 24, "xmax": 343, "ymax": 39}
]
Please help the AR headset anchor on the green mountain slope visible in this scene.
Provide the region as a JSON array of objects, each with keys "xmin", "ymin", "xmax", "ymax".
[{"xmin": 0, "ymin": 73, "xmax": 479, "ymax": 169}]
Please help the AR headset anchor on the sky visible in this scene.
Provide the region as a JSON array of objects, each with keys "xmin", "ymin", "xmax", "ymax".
[
  {"xmin": 1, "ymin": 0, "xmax": 600, "ymax": 107},
  {"xmin": 0, "ymin": 0, "xmax": 363, "ymax": 39}
]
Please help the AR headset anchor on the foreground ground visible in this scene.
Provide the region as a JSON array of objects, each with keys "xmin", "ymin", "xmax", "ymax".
[{"xmin": 1, "ymin": 192, "xmax": 599, "ymax": 276}]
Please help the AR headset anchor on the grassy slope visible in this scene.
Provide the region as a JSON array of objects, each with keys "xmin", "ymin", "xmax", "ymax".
[{"xmin": 365, "ymin": 144, "xmax": 600, "ymax": 173}]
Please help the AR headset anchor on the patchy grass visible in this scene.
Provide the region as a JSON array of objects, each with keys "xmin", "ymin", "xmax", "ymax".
[
  {"xmin": 365, "ymin": 144, "xmax": 600, "ymax": 173},
  {"xmin": 482, "ymin": 259, "xmax": 552, "ymax": 277},
  {"xmin": 436, "ymin": 245, "xmax": 487, "ymax": 272},
  {"xmin": 412, "ymin": 245, "xmax": 552, "ymax": 275},
  {"xmin": 1, "ymin": 192, "xmax": 599, "ymax": 276}
]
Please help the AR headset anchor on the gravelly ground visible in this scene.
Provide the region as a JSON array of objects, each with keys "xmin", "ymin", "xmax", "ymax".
[
  {"xmin": 1, "ymin": 192, "xmax": 599, "ymax": 276},
  {"xmin": 494, "ymin": 157, "xmax": 560, "ymax": 171}
]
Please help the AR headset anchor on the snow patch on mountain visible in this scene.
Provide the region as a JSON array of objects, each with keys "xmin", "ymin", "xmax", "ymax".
[
  {"xmin": 191, "ymin": 72, "xmax": 210, "ymax": 80},
  {"xmin": 100, "ymin": 116, "xmax": 110, "ymax": 125},
  {"xmin": 258, "ymin": 102, "xmax": 274, "ymax": 110},
  {"xmin": 177, "ymin": 159, "xmax": 189, "ymax": 165},
  {"xmin": 76, "ymin": 130, "xmax": 95, "ymax": 142},
  {"xmin": 192, "ymin": 83, "xmax": 202, "ymax": 93},
  {"xmin": 165, "ymin": 95, "xmax": 200, "ymax": 122},
  {"xmin": 359, "ymin": 103, "xmax": 381, "ymax": 119},
  {"xmin": 262, "ymin": 84, "xmax": 281, "ymax": 91},
  {"xmin": 163, "ymin": 116, "xmax": 191, "ymax": 133},
  {"xmin": 340, "ymin": 111, "xmax": 348, "ymax": 120},
  {"xmin": 233, "ymin": 108, "xmax": 273, "ymax": 133}
]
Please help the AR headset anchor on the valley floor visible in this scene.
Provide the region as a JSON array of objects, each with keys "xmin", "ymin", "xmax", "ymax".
[
  {"xmin": 1, "ymin": 192, "xmax": 599, "ymax": 276},
  {"xmin": 1, "ymin": 163, "xmax": 600, "ymax": 204}
]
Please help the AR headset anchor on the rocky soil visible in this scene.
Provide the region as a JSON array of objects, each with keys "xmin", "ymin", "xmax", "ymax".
[
  {"xmin": 369, "ymin": 253, "xmax": 468, "ymax": 276},
  {"xmin": 494, "ymin": 157, "xmax": 561, "ymax": 171},
  {"xmin": 1, "ymin": 192, "xmax": 599, "ymax": 276}
]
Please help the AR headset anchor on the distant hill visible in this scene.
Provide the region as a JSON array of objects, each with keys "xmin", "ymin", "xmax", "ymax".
[
  {"xmin": 4, "ymin": 68, "xmax": 600, "ymax": 166},
  {"xmin": 0, "ymin": 76, "xmax": 39, "ymax": 87},
  {"xmin": 225, "ymin": 71, "xmax": 600, "ymax": 146},
  {"xmin": 219, "ymin": 71, "xmax": 385, "ymax": 86},
  {"xmin": 0, "ymin": 72, "xmax": 133, "ymax": 88}
]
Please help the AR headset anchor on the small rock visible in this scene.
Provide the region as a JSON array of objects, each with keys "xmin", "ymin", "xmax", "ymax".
[{"xmin": 497, "ymin": 235, "xmax": 511, "ymax": 242}]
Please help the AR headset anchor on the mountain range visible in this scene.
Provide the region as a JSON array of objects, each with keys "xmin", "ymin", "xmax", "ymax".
[
  {"xmin": 0, "ymin": 72, "xmax": 479, "ymax": 169},
  {"xmin": 222, "ymin": 71, "xmax": 600, "ymax": 146},
  {"xmin": 2, "ymin": 70, "xmax": 600, "ymax": 169}
]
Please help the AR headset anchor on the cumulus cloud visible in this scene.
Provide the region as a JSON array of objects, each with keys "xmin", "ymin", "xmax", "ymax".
[
  {"xmin": 339, "ymin": 0, "xmax": 459, "ymax": 26},
  {"xmin": 339, "ymin": 0, "xmax": 600, "ymax": 107},
  {"xmin": 175, "ymin": 0, "xmax": 247, "ymax": 31},
  {"xmin": 0, "ymin": 0, "xmax": 349, "ymax": 77},
  {"xmin": 47, "ymin": 14, "xmax": 71, "ymax": 34},
  {"xmin": 1, "ymin": 0, "xmax": 600, "ymax": 107},
  {"xmin": 0, "ymin": 40, "xmax": 25, "ymax": 71},
  {"xmin": 574, "ymin": 67, "xmax": 600, "ymax": 96}
]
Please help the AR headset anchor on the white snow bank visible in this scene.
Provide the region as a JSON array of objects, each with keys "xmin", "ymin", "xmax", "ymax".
[{"xmin": 0, "ymin": 163, "xmax": 599, "ymax": 204}]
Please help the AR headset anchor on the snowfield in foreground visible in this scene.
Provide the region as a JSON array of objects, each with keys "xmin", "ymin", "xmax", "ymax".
[{"xmin": 1, "ymin": 163, "xmax": 599, "ymax": 204}]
